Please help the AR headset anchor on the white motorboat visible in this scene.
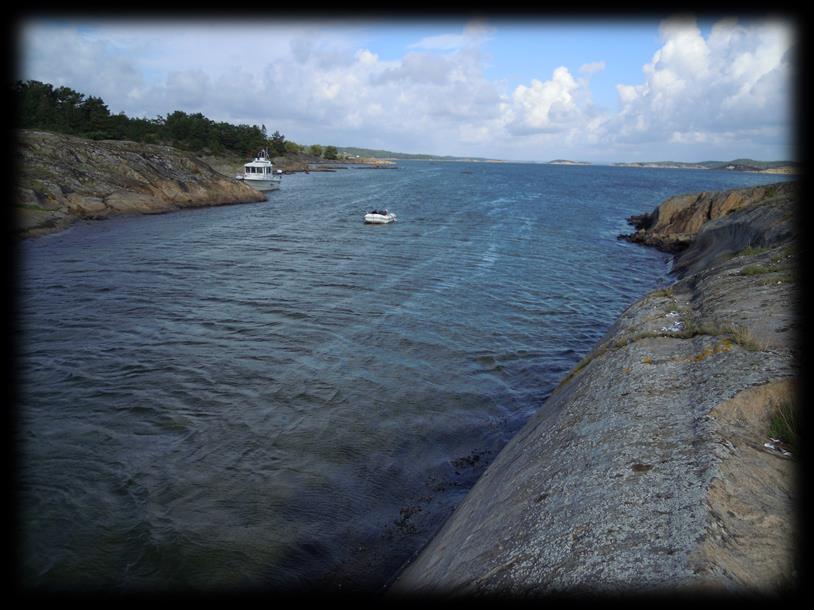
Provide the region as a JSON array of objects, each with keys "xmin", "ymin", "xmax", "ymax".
[
  {"xmin": 235, "ymin": 148, "xmax": 282, "ymax": 191},
  {"xmin": 364, "ymin": 209, "xmax": 396, "ymax": 224}
]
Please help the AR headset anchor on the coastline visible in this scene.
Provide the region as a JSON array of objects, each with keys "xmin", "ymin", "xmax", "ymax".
[
  {"xmin": 14, "ymin": 130, "xmax": 398, "ymax": 240},
  {"xmin": 389, "ymin": 181, "xmax": 799, "ymax": 595},
  {"xmin": 612, "ymin": 163, "xmax": 799, "ymax": 174},
  {"xmin": 13, "ymin": 132, "xmax": 801, "ymax": 592},
  {"xmin": 14, "ymin": 130, "xmax": 268, "ymax": 240}
]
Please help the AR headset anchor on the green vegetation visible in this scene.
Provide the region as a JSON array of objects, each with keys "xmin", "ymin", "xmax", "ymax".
[
  {"xmin": 739, "ymin": 264, "xmax": 772, "ymax": 276},
  {"xmin": 715, "ymin": 158, "xmax": 797, "ymax": 170},
  {"xmin": 739, "ymin": 245, "xmax": 769, "ymax": 257},
  {"xmin": 769, "ymin": 399, "xmax": 799, "ymax": 453},
  {"xmin": 728, "ymin": 243, "xmax": 797, "ymax": 284},
  {"xmin": 723, "ymin": 324, "xmax": 763, "ymax": 351},
  {"xmin": 16, "ymin": 203, "xmax": 50, "ymax": 212},
  {"xmin": 775, "ymin": 244, "xmax": 796, "ymax": 261},
  {"xmin": 284, "ymin": 141, "xmax": 305, "ymax": 155},
  {"xmin": 650, "ymin": 286, "xmax": 674, "ymax": 299},
  {"xmin": 12, "ymin": 80, "xmax": 342, "ymax": 161}
]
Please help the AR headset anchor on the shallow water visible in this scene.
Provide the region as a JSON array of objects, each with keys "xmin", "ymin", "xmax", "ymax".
[{"xmin": 15, "ymin": 161, "xmax": 793, "ymax": 592}]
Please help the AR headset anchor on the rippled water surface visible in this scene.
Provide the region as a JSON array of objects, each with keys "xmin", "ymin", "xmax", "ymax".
[{"xmin": 16, "ymin": 161, "xmax": 792, "ymax": 591}]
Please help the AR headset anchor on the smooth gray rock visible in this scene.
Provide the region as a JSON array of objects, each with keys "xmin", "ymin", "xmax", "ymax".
[{"xmin": 390, "ymin": 183, "xmax": 799, "ymax": 596}]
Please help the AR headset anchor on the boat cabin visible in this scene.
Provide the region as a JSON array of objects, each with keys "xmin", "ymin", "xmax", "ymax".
[
  {"xmin": 244, "ymin": 149, "xmax": 274, "ymax": 174},
  {"xmin": 244, "ymin": 164, "xmax": 275, "ymax": 175}
]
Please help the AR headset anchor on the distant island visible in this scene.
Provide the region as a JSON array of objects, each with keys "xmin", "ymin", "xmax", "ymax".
[
  {"xmin": 547, "ymin": 159, "xmax": 592, "ymax": 165},
  {"xmin": 336, "ymin": 146, "xmax": 504, "ymax": 164},
  {"xmin": 613, "ymin": 159, "xmax": 799, "ymax": 174}
]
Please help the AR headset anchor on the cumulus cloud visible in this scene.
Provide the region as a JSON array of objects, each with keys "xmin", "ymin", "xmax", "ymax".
[
  {"xmin": 372, "ymin": 52, "xmax": 456, "ymax": 85},
  {"xmin": 506, "ymin": 67, "xmax": 582, "ymax": 134},
  {"xmin": 608, "ymin": 15, "xmax": 794, "ymax": 151},
  {"xmin": 17, "ymin": 16, "xmax": 794, "ymax": 160},
  {"xmin": 502, "ymin": 65, "xmax": 606, "ymax": 144}
]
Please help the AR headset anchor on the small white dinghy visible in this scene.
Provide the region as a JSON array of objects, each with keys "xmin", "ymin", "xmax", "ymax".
[{"xmin": 364, "ymin": 209, "xmax": 397, "ymax": 224}]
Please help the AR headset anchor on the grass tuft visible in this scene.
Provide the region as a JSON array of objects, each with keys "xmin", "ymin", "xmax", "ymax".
[
  {"xmin": 651, "ymin": 286, "xmax": 674, "ymax": 299},
  {"xmin": 739, "ymin": 245, "xmax": 769, "ymax": 257},
  {"xmin": 739, "ymin": 264, "xmax": 772, "ymax": 276},
  {"xmin": 769, "ymin": 399, "xmax": 799, "ymax": 454}
]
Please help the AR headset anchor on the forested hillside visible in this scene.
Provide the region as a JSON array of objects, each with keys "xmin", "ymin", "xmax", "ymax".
[{"xmin": 12, "ymin": 80, "xmax": 341, "ymax": 160}]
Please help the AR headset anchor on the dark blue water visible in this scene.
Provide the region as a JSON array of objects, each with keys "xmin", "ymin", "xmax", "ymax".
[{"xmin": 15, "ymin": 161, "xmax": 793, "ymax": 592}]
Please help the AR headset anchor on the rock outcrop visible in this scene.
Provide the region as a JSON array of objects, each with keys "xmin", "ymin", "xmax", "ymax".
[
  {"xmin": 618, "ymin": 181, "xmax": 797, "ymax": 253},
  {"xmin": 14, "ymin": 129, "xmax": 267, "ymax": 238},
  {"xmin": 390, "ymin": 182, "xmax": 799, "ymax": 596}
]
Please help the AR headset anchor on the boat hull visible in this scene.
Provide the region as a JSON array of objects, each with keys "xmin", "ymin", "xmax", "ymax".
[
  {"xmin": 364, "ymin": 213, "xmax": 396, "ymax": 224},
  {"xmin": 237, "ymin": 178, "xmax": 281, "ymax": 191}
]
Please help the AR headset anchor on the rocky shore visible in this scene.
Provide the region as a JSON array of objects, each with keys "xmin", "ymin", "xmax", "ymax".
[
  {"xmin": 201, "ymin": 150, "xmax": 397, "ymax": 177},
  {"xmin": 273, "ymin": 155, "xmax": 397, "ymax": 174},
  {"xmin": 619, "ymin": 182, "xmax": 796, "ymax": 254},
  {"xmin": 390, "ymin": 181, "xmax": 799, "ymax": 596},
  {"xmin": 15, "ymin": 129, "xmax": 269, "ymax": 239}
]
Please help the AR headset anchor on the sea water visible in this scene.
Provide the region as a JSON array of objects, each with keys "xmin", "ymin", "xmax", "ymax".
[{"xmin": 15, "ymin": 161, "xmax": 794, "ymax": 591}]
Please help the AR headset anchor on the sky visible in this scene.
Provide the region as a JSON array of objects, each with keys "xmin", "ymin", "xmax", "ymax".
[{"xmin": 16, "ymin": 14, "xmax": 797, "ymax": 163}]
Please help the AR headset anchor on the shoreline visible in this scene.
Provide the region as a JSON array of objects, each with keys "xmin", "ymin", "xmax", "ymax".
[
  {"xmin": 14, "ymin": 130, "xmax": 268, "ymax": 241},
  {"xmin": 389, "ymin": 180, "xmax": 799, "ymax": 595},
  {"xmin": 15, "ymin": 130, "xmax": 399, "ymax": 240},
  {"xmin": 13, "ymin": 133, "xmax": 800, "ymax": 593}
]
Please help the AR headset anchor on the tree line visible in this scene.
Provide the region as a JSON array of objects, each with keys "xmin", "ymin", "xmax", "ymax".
[{"xmin": 13, "ymin": 80, "xmax": 339, "ymax": 160}]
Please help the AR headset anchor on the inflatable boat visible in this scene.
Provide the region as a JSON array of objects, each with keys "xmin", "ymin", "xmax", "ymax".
[{"xmin": 364, "ymin": 209, "xmax": 397, "ymax": 224}]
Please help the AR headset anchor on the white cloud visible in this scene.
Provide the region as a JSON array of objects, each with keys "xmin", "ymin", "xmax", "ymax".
[
  {"xmin": 609, "ymin": 15, "xmax": 794, "ymax": 154},
  {"xmin": 17, "ymin": 17, "xmax": 794, "ymax": 160},
  {"xmin": 503, "ymin": 66, "xmax": 605, "ymax": 140},
  {"xmin": 20, "ymin": 24, "xmax": 146, "ymax": 106},
  {"xmin": 579, "ymin": 61, "xmax": 606, "ymax": 75}
]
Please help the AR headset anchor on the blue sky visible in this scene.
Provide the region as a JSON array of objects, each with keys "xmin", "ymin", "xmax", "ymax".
[
  {"xmin": 480, "ymin": 22, "xmax": 663, "ymax": 109},
  {"xmin": 17, "ymin": 16, "xmax": 796, "ymax": 162},
  {"xmin": 317, "ymin": 20, "xmax": 665, "ymax": 109}
]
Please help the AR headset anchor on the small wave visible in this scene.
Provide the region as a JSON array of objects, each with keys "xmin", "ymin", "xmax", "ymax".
[{"xmin": 18, "ymin": 160, "xmax": 695, "ymax": 588}]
